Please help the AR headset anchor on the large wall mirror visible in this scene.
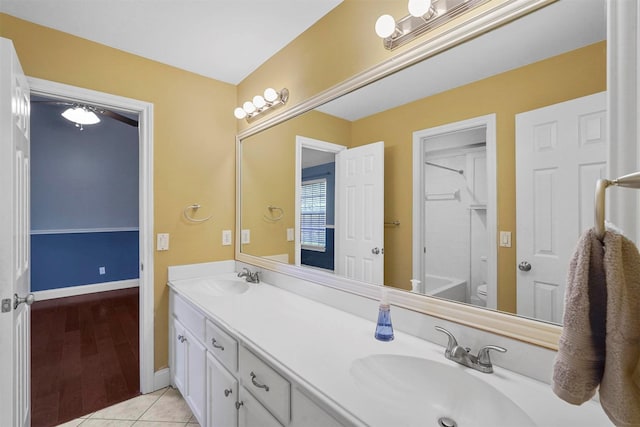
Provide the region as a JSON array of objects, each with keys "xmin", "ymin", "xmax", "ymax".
[{"xmin": 237, "ymin": 0, "xmax": 627, "ymax": 347}]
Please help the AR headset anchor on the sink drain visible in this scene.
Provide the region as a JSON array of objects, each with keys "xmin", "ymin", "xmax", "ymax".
[{"xmin": 438, "ymin": 417, "xmax": 458, "ymax": 427}]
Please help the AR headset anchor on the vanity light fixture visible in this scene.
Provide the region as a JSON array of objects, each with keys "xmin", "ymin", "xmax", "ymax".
[
  {"xmin": 234, "ymin": 88, "xmax": 289, "ymax": 123},
  {"xmin": 61, "ymin": 105, "xmax": 101, "ymax": 130},
  {"xmin": 375, "ymin": 0, "xmax": 490, "ymax": 50}
]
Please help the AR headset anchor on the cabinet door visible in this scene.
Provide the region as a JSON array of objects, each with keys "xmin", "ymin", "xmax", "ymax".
[
  {"xmin": 207, "ymin": 353, "xmax": 238, "ymax": 427},
  {"xmin": 238, "ymin": 387, "xmax": 283, "ymax": 427},
  {"xmin": 172, "ymin": 317, "xmax": 186, "ymax": 394},
  {"xmin": 184, "ymin": 327, "xmax": 206, "ymax": 426},
  {"xmin": 291, "ymin": 387, "xmax": 345, "ymax": 427}
]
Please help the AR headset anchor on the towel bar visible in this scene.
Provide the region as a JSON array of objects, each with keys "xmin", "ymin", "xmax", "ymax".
[{"xmin": 594, "ymin": 171, "xmax": 640, "ymax": 240}]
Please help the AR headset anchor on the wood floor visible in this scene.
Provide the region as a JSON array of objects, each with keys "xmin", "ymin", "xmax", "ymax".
[{"xmin": 31, "ymin": 287, "xmax": 140, "ymax": 427}]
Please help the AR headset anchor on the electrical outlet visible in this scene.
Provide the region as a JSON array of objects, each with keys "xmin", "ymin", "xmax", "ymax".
[
  {"xmin": 222, "ymin": 230, "xmax": 232, "ymax": 246},
  {"xmin": 157, "ymin": 233, "xmax": 170, "ymax": 251},
  {"xmin": 287, "ymin": 228, "xmax": 294, "ymax": 241},
  {"xmin": 241, "ymin": 229, "xmax": 250, "ymax": 244},
  {"xmin": 99, "ymin": 266, "xmax": 106, "ymax": 275}
]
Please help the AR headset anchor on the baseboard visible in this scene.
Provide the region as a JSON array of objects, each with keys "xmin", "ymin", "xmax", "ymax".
[
  {"xmin": 153, "ymin": 368, "xmax": 171, "ymax": 392},
  {"xmin": 33, "ymin": 279, "xmax": 139, "ymax": 301}
]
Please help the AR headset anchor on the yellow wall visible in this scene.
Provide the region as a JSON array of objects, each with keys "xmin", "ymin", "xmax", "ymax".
[
  {"xmin": 241, "ymin": 110, "xmax": 351, "ymax": 261},
  {"xmin": 350, "ymin": 42, "xmax": 606, "ymax": 312},
  {"xmin": 0, "ymin": 14, "xmax": 237, "ymax": 371}
]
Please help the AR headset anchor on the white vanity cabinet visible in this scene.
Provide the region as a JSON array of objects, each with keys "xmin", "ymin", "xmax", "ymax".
[{"xmin": 169, "ymin": 289, "xmax": 349, "ymax": 427}]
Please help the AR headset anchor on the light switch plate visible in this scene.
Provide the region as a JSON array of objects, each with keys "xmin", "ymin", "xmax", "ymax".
[
  {"xmin": 499, "ymin": 231, "xmax": 511, "ymax": 248},
  {"xmin": 287, "ymin": 228, "xmax": 294, "ymax": 241},
  {"xmin": 222, "ymin": 230, "xmax": 232, "ymax": 246},
  {"xmin": 241, "ymin": 229, "xmax": 250, "ymax": 244},
  {"xmin": 157, "ymin": 233, "xmax": 170, "ymax": 251}
]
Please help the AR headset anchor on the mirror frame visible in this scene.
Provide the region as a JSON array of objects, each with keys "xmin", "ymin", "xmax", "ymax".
[{"xmin": 236, "ymin": 0, "xmax": 636, "ymax": 350}]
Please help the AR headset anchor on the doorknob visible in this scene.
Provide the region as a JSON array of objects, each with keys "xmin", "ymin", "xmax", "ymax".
[
  {"xmin": 371, "ymin": 247, "xmax": 383, "ymax": 255},
  {"xmin": 14, "ymin": 293, "xmax": 35, "ymax": 310},
  {"xmin": 518, "ymin": 261, "xmax": 532, "ymax": 272}
]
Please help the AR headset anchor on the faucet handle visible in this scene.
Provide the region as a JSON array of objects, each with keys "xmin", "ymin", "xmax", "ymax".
[
  {"xmin": 434, "ymin": 326, "xmax": 458, "ymax": 355},
  {"xmin": 477, "ymin": 345, "xmax": 507, "ymax": 367}
]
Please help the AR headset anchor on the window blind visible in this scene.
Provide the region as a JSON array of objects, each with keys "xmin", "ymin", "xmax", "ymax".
[{"xmin": 301, "ymin": 178, "xmax": 327, "ymax": 251}]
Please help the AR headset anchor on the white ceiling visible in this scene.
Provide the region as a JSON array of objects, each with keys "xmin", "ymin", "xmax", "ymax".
[{"xmin": 0, "ymin": 0, "xmax": 343, "ymax": 85}]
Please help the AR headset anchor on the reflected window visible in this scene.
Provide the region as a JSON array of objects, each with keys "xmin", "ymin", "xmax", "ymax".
[{"xmin": 301, "ymin": 178, "xmax": 327, "ymax": 251}]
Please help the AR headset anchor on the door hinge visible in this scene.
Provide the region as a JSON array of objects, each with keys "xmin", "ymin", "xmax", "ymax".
[
  {"xmin": 141, "ymin": 263, "xmax": 144, "ymax": 271},
  {"xmin": 1, "ymin": 298, "xmax": 11, "ymax": 313}
]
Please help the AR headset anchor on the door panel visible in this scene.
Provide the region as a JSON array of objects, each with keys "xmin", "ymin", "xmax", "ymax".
[
  {"xmin": 516, "ymin": 92, "xmax": 606, "ymax": 323},
  {"xmin": 0, "ymin": 37, "xmax": 31, "ymax": 427}
]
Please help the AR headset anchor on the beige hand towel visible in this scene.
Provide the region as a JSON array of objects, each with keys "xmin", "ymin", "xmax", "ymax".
[
  {"xmin": 600, "ymin": 230, "xmax": 640, "ymax": 427},
  {"xmin": 552, "ymin": 228, "xmax": 607, "ymax": 404}
]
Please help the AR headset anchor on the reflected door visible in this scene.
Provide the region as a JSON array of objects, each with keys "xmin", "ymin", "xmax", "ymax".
[
  {"xmin": 335, "ymin": 141, "xmax": 384, "ymax": 285},
  {"xmin": 516, "ymin": 92, "xmax": 606, "ymax": 323}
]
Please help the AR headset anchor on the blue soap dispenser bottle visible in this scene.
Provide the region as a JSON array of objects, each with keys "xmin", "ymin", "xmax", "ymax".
[{"xmin": 374, "ymin": 288, "xmax": 394, "ymax": 341}]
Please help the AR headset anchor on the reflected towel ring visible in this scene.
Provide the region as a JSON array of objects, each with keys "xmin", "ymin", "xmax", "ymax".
[
  {"xmin": 183, "ymin": 204, "xmax": 212, "ymax": 223},
  {"xmin": 263, "ymin": 205, "xmax": 284, "ymax": 221}
]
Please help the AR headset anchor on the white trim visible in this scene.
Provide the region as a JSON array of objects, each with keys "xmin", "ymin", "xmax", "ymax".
[
  {"xmin": 153, "ymin": 368, "xmax": 171, "ymax": 392},
  {"xmin": 27, "ymin": 77, "xmax": 155, "ymax": 394},
  {"xmin": 294, "ymin": 136, "xmax": 345, "ymax": 267},
  {"xmin": 412, "ymin": 114, "xmax": 497, "ymax": 310},
  {"xmin": 30, "ymin": 227, "xmax": 139, "ymax": 235},
  {"xmin": 33, "ymin": 279, "xmax": 139, "ymax": 301}
]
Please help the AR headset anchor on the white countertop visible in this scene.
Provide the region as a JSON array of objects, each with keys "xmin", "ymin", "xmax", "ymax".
[{"xmin": 168, "ymin": 272, "xmax": 612, "ymax": 427}]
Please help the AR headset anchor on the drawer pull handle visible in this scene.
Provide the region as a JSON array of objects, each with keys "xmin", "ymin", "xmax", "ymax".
[
  {"xmin": 224, "ymin": 388, "xmax": 232, "ymax": 397},
  {"xmin": 235, "ymin": 401, "xmax": 244, "ymax": 410},
  {"xmin": 211, "ymin": 338, "xmax": 225, "ymax": 351},
  {"xmin": 250, "ymin": 371, "xmax": 270, "ymax": 392},
  {"xmin": 177, "ymin": 334, "xmax": 186, "ymax": 343}
]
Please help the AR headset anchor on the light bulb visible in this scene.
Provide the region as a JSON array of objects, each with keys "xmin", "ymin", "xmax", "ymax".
[
  {"xmin": 234, "ymin": 107, "xmax": 247, "ymax": 119},
  {"xmin": 243, "ymin": 101, "xmax": 256, "ymax": 114},
  {"xmin": 408, "ymin": 0, "xmax": 431, "ymax": 17},
  {"xmin": 263, "ymin": 88, "xmax": 278, "ymax": 103},
  {"xmin": 375, "ymin": 14, "xmax": 396, "ymax": 38},
  {"xmin": 253, "ymin": 95, "xmax": 266, "ymax": 109},
  {"xmin": 61, "ymin": 106, "xmax": 100, "ymax": 125}
]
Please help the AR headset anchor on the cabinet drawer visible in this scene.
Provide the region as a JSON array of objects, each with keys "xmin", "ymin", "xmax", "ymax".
[
  {"xmin": 172, "ymin": 293, "xmax": 205, "ymax": 342},
  {"xmin": 239, "ymin": 346, "xmax": 290, "ymax": 425},
  {"xmin": 205, "ymin": 319, "xmax": 238, "ymax": 372}
]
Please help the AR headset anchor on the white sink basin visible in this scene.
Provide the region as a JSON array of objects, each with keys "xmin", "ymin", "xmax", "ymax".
[
  {"xmin": 184, "ymin": 277, "xmax": 251, "ymax": 296},
  {"xmin": 350, "ymin": 354, "xmax": 535, "ymax": 427}
]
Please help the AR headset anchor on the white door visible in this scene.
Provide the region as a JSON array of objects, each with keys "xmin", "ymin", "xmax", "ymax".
[
  {"xmin": 516, "ymin": 92, "xmax": 606, "ymax": 323},
  {"xmin": 335, "ymin": 141, "xmax": 384, "ymax": 285},
  {"xmin": 0, "ymin": 37, "xmax": 32, "ymax": 427}
]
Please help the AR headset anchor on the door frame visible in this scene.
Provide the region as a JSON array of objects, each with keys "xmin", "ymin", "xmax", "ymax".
[
  {"xmin": 27, "ymin": 77, "xmax": 156, "ymax": 393},
  {"xmin": 294, "ymin": 136, "xmax": 346, "ymax": 267},
  {"xmin": 412, "ymin": 114, "xmax": 497, "ymax": 308}
]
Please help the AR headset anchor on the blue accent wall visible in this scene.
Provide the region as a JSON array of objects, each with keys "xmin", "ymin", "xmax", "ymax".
[
  {"xmin": 31, "ymin": 231, "xmax": 139, "ymax": 291},
  {"xmin": 30, "ymin": 97, "xmax": 139, "ymax": 291},
  {"xmin": 301, "ymin": 162, "xmax": 335, "ymax": 270}
]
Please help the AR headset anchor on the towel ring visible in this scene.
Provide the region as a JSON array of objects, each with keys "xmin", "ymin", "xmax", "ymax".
[
  {"xmin": 183, "ymin": 204, "xmax": 212, "ymax": 223},
  {"xmin": 263, "ymin": 205, "xmax": 284, "ymax": 222}
]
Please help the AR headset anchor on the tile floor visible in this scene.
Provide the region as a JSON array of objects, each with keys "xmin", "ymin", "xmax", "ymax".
[{"xmin": 56, "ymin": 387, "xmax": 200, "ymax": 427}]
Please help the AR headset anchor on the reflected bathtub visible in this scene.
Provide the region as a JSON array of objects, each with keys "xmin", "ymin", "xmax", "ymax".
[{"xmin": 417, "ymin": 274, "xmax": 467, "ymax": 302}]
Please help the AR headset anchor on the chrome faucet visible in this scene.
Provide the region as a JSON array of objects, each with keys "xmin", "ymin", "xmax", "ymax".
[
  {"xmin": 435, "ymin": 326, "xmax": 506, "ymax": 373},
  {"xmin": 237, "ymin": 267, "xmax": 260, "ymax": 283}
]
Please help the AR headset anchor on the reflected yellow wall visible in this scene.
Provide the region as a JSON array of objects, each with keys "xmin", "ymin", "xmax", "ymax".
[
  {"xmin": 350, "ymin": 42, "xmax": 606, "ymax": 312},
  {"xmin": 1, "ymin": 14, "xmax": 237, "ymax": 371},
  {"xmin": 241, "ymin": 111, "xmax": 351, "ymax": 262}
]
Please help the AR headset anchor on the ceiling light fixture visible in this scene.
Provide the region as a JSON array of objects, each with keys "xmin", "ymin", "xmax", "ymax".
[
  {"xmin": 61, "ymin": 105, "xmax": 101, "ymax": 130},
  {"xmin": 375, "ymin": 0, "xmax": 490, "ymax": 50},
  {"xmin": 234, "ymin": 88, "xmax": 289, "ymax": 122}
]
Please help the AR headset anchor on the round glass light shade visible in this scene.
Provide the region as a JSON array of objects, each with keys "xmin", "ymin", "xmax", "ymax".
[
  {"xmin": 408, "ymin": 0, "xmax": 431, "ymax": 17},
  {"xmin": 234, "ymin": 107, "xmax": 247, "ymax": 119},
  {"xmin": 375, "ymin": 14, "xmax": 396, "ymax": 38},
  {"xmin": 263, "ymin": 88, "xmax": 279, "ymax": 103},
  {"xmin": 253, "ymin": 95, "xmax": 266, "ymax": 109},
  {"xmin": 243, "ymin": 101, "xmax": 256, "ymax": 114},
  {"xmin": 61, "ymin": 107, "xmax": 101, "ymax": 125}
]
